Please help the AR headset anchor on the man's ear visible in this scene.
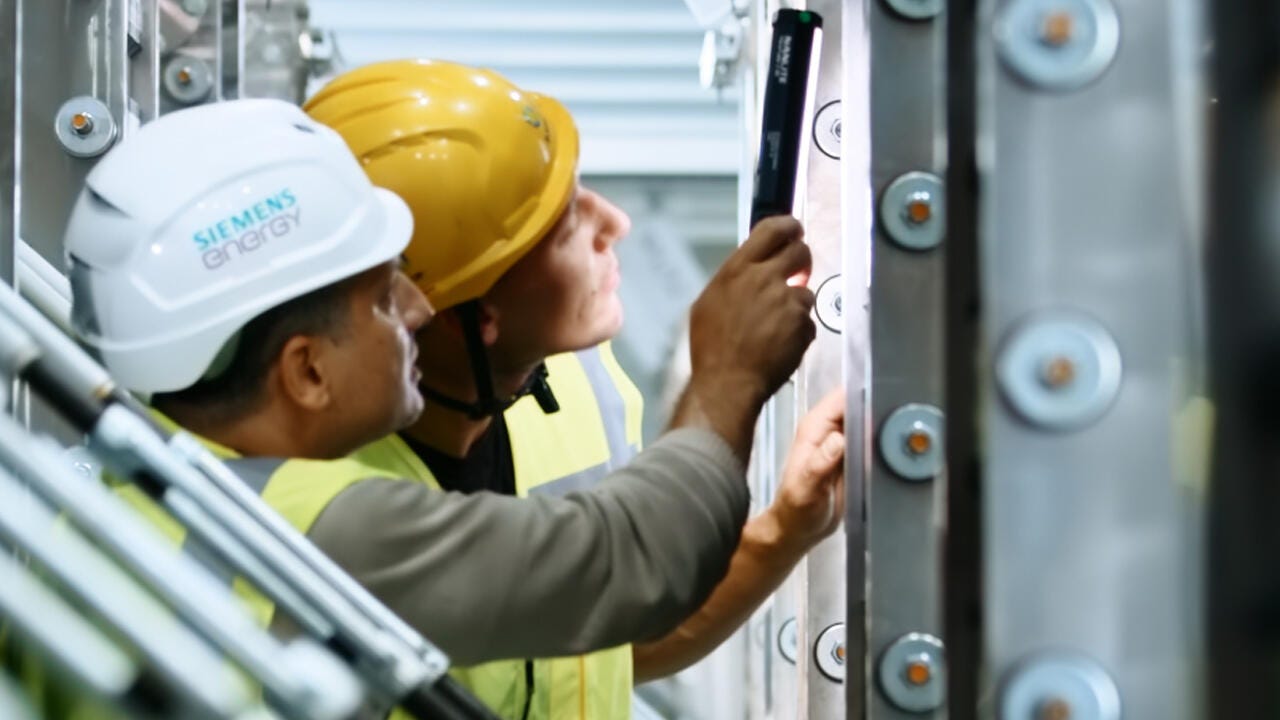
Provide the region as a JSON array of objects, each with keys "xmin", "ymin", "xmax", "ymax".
[
  {"xmin": 276, "ymin": 335, "xmax": 332, "ymax": 412},
  {"xmin": 439, "ymin": 303, "xmax": 501, "ymax": 347},
  {"xmin": 474, "ymin": 300, "xmax": 500, "ymax": 347}
]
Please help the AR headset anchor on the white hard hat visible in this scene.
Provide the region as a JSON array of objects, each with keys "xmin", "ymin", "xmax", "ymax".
[{"xmin": 66, "ymin": 99, "xmax": 412, "ymax": 393}]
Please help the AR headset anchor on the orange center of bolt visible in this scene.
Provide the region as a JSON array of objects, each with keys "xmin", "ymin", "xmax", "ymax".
[
  {"xmin": 906, "ymin": 200, "xmax": 932, "ymax": 224},
  {"xmin": 1038, "ymin": 698, "xmax": 1073, "ymax": 720},
  {"xmin": 906, "ymin": 431, "xmax": 932, "ymax": 455},
  {"xmin": 834, "ymin": 644, "xmax": 846, "ymax": 662},
  {"xmin": 1042, "ymin": 11, "xmax": 1074, "ymax": 47},
  {"xmin": 1043, "ymin": 356, "xmax": 1076, "ymax": 388},
  {"xmin": 177, "ymin": 69, "xmax": 193, "ymax": 85},
  {"xmin": 70, "ymin": 113, "xmax": 91, "ymax": 131},
  {"xmin": 905, "ymin": 661, "xmax": 931, "ymax": 686}
]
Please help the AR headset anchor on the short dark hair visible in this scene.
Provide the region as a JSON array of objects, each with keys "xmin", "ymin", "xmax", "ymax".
[{"xmin": 151, "ymin": 275, "xmax": 358, "ymax": 423}]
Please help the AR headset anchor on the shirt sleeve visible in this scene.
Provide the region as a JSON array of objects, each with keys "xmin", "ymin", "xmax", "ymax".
[{"xmin": 304, "ymin": 428, "xmax": 749, "ymax": 665}]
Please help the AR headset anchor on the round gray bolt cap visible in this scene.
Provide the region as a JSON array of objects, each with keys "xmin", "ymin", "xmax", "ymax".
[
  {"xmin": 878, "ymin": 632, "xmax": 946, "ymax": 712},
  {"xmin": 879, "ymin": 403, "xmax": 945, "ymax": 481},
  {"xmin": 995, "ymin": 312, "xmax": 1122, "ymax": 431},
  {"xmin": 880, "ymin": 171, "xmax": 945, "ymax": 251},
  {"xmin": 54, "ymin": 96, "xmax": 117, "ymax": 158},
  {"xmin": 994, "ymin": 0, "xmax": 1120, "ymax": 90},
  {"xmin": 999, "ymin": 652, "xmax": 1121, "ymax": 720}
]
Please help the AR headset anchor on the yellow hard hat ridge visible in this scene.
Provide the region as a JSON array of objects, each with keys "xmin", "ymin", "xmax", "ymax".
[{"xmin": 304, "ymin": 59, "xmax": 579, "ymax": 311}]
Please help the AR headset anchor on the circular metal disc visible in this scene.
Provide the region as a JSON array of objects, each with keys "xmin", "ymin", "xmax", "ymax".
[
  {"xmin": 54, "ymin": 96, "xmax": 118, "ymax": 159},
  {"xmin": 995, "ymin": 312, "xmax": 1122, "ymax": 431},
  {"xmin": 777, "ymin": 617, "xmax": 799, "ymax": 664},
  {"xmin": 815, "ymin": 274, "xmax": 843, "ymax": 334},
  {"xmin": 879, "ymin": 403, "xmax": 945, "ymax": 482},
  {"xmin": 995, "ymin": 0, "xmax": 1120, "ymax": 91},
  {"xmin": 884, "ymin": 0, "xmax": 945, "ymax": 21},
  {"xmin": 164, "ymin": 56, "xmax": 215, "ymax": 105},
  {"xmin": 878, "ymin": 633, "xmax": 946, "ymax": 713},
  {"xmin": 813, "ymin": 100, "xmax": 842, "ymax": 160},
  {"xmin": 880, "ymin": 171, "xmax": 945, "ymax": 251},
  {"xmin": 999, "ymin": 653, "xmax": 1121, "ymax": 720},
  {"xmin": 814, "ymin": 623, "xmax": 846, "ymax": 683}
]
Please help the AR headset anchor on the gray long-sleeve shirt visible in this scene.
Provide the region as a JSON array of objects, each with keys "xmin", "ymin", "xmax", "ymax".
[{"xmin": 303, "ymin": 428, "xmax": 747, "ymax": 665}]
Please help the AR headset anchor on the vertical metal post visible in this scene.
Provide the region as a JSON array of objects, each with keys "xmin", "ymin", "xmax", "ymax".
[
  {"xmin": 956, "ymin": 0, "xmax": 1208, "ymax": 718},
  {"xmin": 864, "ymin": 0, "xmax": 948, "ymax": 714},
  {"xmin": 0, "ymin": 0, "xmax": 17, "ymax": 288},
  {"xmin": 1206, "ymin": 1, "xmax": 1280, "ymax": 718}
]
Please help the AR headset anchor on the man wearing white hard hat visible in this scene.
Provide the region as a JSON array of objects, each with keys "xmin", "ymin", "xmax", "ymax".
[{"xmin": 65, "ymin": 98, "xmax": 832, "ymax": 666}]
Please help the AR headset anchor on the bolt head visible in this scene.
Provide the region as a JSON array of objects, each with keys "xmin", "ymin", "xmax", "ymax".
[
  {"xmin": 1040, "ymin": 10, "xmax": 1075, "ymax": 47},
  {"xmin": 904, "ymin": 660, "xmax": 932, "ymax": 686},
  {"xmin": 1040, "ymin": 355, "xmax": 1077, "ymax": 389},
  {"xmin": 176, "ymin": 67, "xmax": 193, "ymax": 86},
  {"xmin": 905, "ymin": 427, "xmax": 933, "ymax": 456},
  {"xmin": 69, "ymin": 112, "xmax": 94, "ymax": 135},
  {"xmin": 832, "ymin": 642, "xmax": 847, "ymax": 665},
  {"xmin": 903, "ymin": 191, "xmax": 934, "ymax": 225},
  {"xmin": 1037, "ymin": 697, "xmax": 1073, "ymax": 720}
]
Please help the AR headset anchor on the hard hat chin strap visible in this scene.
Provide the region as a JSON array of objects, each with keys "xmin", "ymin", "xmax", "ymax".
[{"xmin": 417, "ymin": 300, "xmax": 560, "ymax": 420}]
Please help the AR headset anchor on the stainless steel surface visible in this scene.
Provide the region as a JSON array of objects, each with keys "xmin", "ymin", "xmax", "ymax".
[
  {"xmin": 973, "ymin": 0, "xmax": 1206, "ymax": 716},
  {"xmin": 865, "ymin": 0, "xmax": 948, "ymax": 713},
  {"xmin": 19, "ymin": 0, "xmax": 131, "ymax": 266},
  {"xmin": 54, "ymin": 96, "xmax": 118, "ymax": 158},
  {"xmin": 877, "ymin": 403, "xmax": 945, "ymax": 482},
  {"xmin": 877, "ymin": 633, "xmax": 945, "ymax": 713},
  {"xmin": 993, "ymin": 0, "xmax": 1120, "ymax": 91},
  {"xmin": 998, "ymin": 653, "xmax": 1121, "ymax": 720},
  {"xmin": 794, "ymin": 1, "xmax": 850, "ymax": 717},
  {"xmin": 879, "ymin": 171, "xmax": 945, "ymax": 251}
]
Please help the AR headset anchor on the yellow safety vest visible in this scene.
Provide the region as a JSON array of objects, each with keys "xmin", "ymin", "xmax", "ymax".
[{"xmin": 343, "ymin": 342, "xmax": 644, "ymax": 720}]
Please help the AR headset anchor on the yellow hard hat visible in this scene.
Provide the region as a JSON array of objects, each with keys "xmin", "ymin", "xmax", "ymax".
[{"xmin": 304, "ymin": 59, "xmax": 578, "ymax": 310}]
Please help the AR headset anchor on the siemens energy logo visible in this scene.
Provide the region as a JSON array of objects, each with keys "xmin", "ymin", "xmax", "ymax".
[{"xmin": 192, "ymin": 188, "xmax": 302, "ymax": 270}]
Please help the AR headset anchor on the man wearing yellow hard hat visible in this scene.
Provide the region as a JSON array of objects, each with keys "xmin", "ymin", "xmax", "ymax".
[{"xmin": 304, "ymin": 60, "xmax": 846, "ymax": 719}]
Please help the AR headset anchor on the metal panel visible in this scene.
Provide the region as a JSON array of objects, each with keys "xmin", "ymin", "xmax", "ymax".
[
  {"xmin": 865, "ymin": 0, "xmax": 948, "ymax": 714},
  {"xmin": 18, "ymin": 0, "xmax": 131, "ymax": 265},
  {"xmin": 969, "ymin": 0, "xmax": 1206, "ymax": 717},
  {"xmin": 790, "ymin": 0, "xmax": 850, "ymax": 717}
]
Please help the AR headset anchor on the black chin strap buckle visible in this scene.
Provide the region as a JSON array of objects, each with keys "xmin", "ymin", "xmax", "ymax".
[{"xmin": 529, "ymin": 364, "xmax": 560, "ymax": 414}]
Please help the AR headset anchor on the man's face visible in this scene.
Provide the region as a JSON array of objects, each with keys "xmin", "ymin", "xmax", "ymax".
[
  {"xmin": 329, "ymin": 262, "xmax": 433, "ymax": 440},
  {"xmin": 485, "ymin": 185, "xmax": 630, "ymax": 361}
]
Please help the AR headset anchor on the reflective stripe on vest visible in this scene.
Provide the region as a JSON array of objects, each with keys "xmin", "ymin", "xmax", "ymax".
[{"xmin": 348, "ymin": 343, "xmax": 644, "ymax": 720}]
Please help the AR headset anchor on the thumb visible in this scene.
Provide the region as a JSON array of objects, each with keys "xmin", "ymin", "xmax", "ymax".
[{"xmin": 806, "ymin": 431, "xmax": 845, "ymax": 479}]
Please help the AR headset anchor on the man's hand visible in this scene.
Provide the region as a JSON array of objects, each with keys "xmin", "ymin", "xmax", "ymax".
[
  {"xmin": 688, "ymin": 216, "xmax": 816, "ymax": 408},
  {"xmin": 769, "ymin": 387, "xmax": 846, "ymax": 552},
  {"xmin": 674, "ymin": 217, "xmax": 816, "ymax": 461},
  {"xmin": 633, "ymin": 386, "xmax": 847, "ymax": 682}
]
